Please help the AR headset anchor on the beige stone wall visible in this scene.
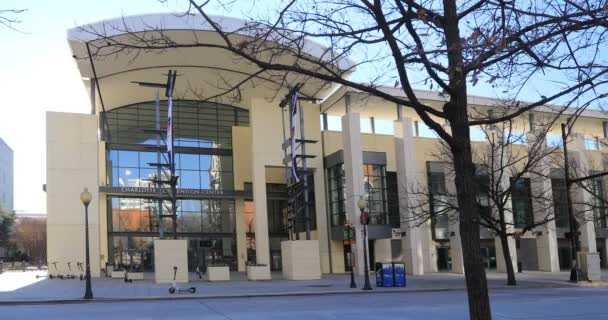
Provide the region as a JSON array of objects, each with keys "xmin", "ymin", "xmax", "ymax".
[{"xmin": 46, "ymin": 111, "xmax": 101, "ymax": 277}]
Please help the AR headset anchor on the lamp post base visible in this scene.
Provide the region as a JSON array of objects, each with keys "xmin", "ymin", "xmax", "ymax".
[{"xmin": 569, "ymin": 267, "xmax": 585, "ymax": 283}]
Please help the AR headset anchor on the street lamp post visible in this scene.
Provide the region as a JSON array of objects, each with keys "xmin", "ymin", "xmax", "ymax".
[
  {"xmin": 357, "ymin": 196, "xmax": 372, "ymax": 291},
  {"xmin": 80, "ymin": 188, "xmax": 93, "ymax": 299},
  {"xmin": 344, "ymin": 219, "xmax": 356, "ymax": 288}
]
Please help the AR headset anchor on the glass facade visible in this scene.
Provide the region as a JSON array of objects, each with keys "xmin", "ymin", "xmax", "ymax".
[
  {"xmin": 327, "ymin": 163, "xmax": 389, "ymax": 226},
  {"xmin": 552, "ymin": 178, "xmax": 570, "ymax": 228},
  {"xmin": 363, "ymin": 164, "xmax": 389, "ymax": 225},
  {"xmin": 592, "ymin": 178, "xmax": 607, "ymax": 228},
  {"xmin": 107, "ymin": 150, "xmax": 234, "ymax": 190},
  {"xmin": 328, "ymin": 164, "xmax": 346, "ymax": 226},
  {"xmin": 428, "ymin": 170, "xmax": 450, "ymax": 241},
  {"xmin": 511, "ymin": 178, "xmax": 534, "ymax": 228},
  {"xmin": 475, "ymin": 174, "xmax": 492, "ymax": 221},
  {"xmin": 102, "ymin": 100, "xmax": 249, "ymax": 148},
  {"xmin": 386, "ymin": 172, "xmax": 401, "ymax": 228},
  {"xmin": 103, "ymin": 100, "xmax": 247, "ymax": 271}
]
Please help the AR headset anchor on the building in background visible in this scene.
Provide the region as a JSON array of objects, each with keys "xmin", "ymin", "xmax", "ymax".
[
  {"xmin": 45, "ymin": 13, "xmax": 608, "ymax": 278},
  {"xmin": 0, "ymin": 137, "xmax": 14, "ymax": 212}
]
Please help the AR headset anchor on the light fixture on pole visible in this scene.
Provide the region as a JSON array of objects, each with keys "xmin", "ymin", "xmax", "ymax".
[
  {"xmin": 357, "ymin": 196, "xmax": 372, "ymax": 290},
  {"xmin": 80, "ymin": 188, "xmax": 93, "ymax": 299}
]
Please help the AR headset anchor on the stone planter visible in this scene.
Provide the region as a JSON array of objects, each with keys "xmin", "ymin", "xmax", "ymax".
[
  {"xmin": 207, "ymin": 266, "xmax": 230, "ymax": 281},
  {"xmin": 281, "ymin": 240, "xmax": 321, "ymax": 280},
  {"xmin": 246, "ymin": 265, "xmax": 271, "ymax": 280},
  {"xmin": 578, "ymin": 252, "xmax": 601, "ymax": 281},
  {"xmin": 154, "ymin": 239, "xmax": 188, "ymax": 283},
  {"xmin": 111, "ymin": 270, "xmax": 125, "ymax": 279}
]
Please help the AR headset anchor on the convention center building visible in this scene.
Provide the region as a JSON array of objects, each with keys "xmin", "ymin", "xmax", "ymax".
[{"xmin": 46, "ymin": 13, "xmax": 608, "ymax": 278}]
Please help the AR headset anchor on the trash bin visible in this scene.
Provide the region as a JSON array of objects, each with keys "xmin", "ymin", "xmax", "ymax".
[
  {"xmin": 375, "ymin": 262, "xmax": 394, "ymax": 287},
  {"xmin": 393, "ymin": 262, "xmax": 406, "ymax": 287}
]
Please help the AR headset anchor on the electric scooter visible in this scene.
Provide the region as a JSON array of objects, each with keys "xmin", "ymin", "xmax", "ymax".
[
  {"xmin": 77, "ymin": 262, "xmax": 85, "ymax": 280},
  {"xmin": 168, "ymin": 266, "xmax": 196, "ymax": 294},
  {"xmin": 48, "ymin": 262, "xmax": 63, "ymax": 279},
  {"xmin": 65, "ymin": 262, "xmax": 77, "ymax": 279}
]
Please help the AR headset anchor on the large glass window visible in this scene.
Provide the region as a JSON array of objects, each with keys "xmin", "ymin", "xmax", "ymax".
[
  {"xmin": 102, "ymin": 100, "xmax": 249, "ymax": 148},
  {"xmin": 592, "ymin": 178, "xmax": 607, "ymax": 228},
  {"xmin": 552, "ymin": 178, "xmax": 570, "ymax": 228},
  {"xmin": 109, "ymin": 197, "xmax": 235, "ymax": 234},
  {"xmin": 107, "ymin": 151, "xmax": 234, "ymax": 190},
  {"xmin": 327, "ymin": 163, "xmax": 388, "ymax": 226},
  {"xmin": 511, "ymin": 178, "xmax": 534, "ymax": 228},
  {"xmin": 328, "ymin": 164, "xmax": 346, "ymax": 226},
  {"xmin": 475, "ymin": 174, "xmax": 492, "ymax": 222},
  {"xmin": 428, "ymin": 170, "xmax": 449, "ymax": 240},
  {"xmin": 386, "ymin": 172, "xmax": 400, "ymax": 228},
  {"xmin": 364, "ymin": 164, "xmax": 389, "ymax": 225}
]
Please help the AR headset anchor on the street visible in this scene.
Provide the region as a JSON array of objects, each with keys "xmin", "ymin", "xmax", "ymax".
[{"xmin": 1, "ymin": 286, "xmax": 607, "ymax": 319}]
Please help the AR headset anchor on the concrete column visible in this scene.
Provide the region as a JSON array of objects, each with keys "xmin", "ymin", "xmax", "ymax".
[
  {"xmin": 486, "ymin": 129, "xmax": 518, "ymax": 273},
  {"xmin": 46, "ymin": 112, "xmax": 101, "ymax": 276},
  {"xmin": 342, "ymin": 112, "xmax": 367, "ymax": 276},
  {"xmin": 440, "ymin": 124, "xmax": 464, "ymax": 274},
  {"xmin": 528, "ymin": 132, "xmax": 560, "ymax": 272},
  {"xmin": 600, "ymin": 140, "xmax": 608, "ymax": 267},
  {"xmin": 569, "ymin": 134, "xmax": 597, "ymax": 253},
  {"xmin": 445, "ymin": 170, "xmax": 464, "ymax": 274},
  {"xmin": 494, "ymin": 186, "xmax": 517, "ymax": 273},
  {"xmin": 249, "ymin": 98, "xmax": 274, "ymax": 269},
  {"xmin": 449, "ymin": 216, "xmax": 465, "ymax": 273},
  {"xmin": 235, "ymin": 199, "xmax": 246, "ymax": 272},
  {"xmin": 394, "ymin": 118, "xmax": 424, "ymax": 275}
]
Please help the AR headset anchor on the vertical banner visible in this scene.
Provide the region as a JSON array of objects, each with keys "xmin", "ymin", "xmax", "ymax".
[
  {"xmin": 167, "ymin": 97, "xmax": 173, "ymax": 156},
  {"xmin": 290, "ymin": 91, "xmax": 300, "ymax": 182}
]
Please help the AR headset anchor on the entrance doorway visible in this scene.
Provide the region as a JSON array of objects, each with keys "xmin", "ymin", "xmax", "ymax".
[{"xmin": 436, "ymin": 244, "xmax": 451, "ymax": 271}]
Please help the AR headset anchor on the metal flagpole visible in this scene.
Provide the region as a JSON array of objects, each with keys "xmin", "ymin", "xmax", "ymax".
[{"xmin": 155, "ymin": 91, "xmax": 164, "ymax": 239}]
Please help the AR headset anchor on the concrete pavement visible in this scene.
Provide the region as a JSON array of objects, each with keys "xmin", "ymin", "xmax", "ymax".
[
  {"xmin": 0, "ymin": 270, "xmax": 601, "ymax": 304},
  {"xmin": 1, "ymin": 286, "xmax": 608, "ymax": 319}
]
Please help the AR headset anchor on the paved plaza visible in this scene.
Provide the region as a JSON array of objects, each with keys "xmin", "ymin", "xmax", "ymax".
[
  {"xmin": 0, "ymin": 270, "xmax": 605, "ymax": 303},
  {"xmin": 1, "ymin": 286, "xmax": 608, "ymax": 319}
]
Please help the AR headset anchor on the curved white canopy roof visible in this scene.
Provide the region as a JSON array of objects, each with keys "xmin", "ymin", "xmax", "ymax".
[{"xmin": 67, "ymin": 13, "xmax": 354, "ymax": 112}]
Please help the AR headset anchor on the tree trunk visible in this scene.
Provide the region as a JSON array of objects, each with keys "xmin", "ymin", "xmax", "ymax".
[
  {"xmin": 499, "ymin": 232, "xmax": 517, "ymax": 286},
  {"xmin": 451, "ymin": 121, "xmax": 492, "ymax": 320},
  {"xmin": 443, "ymin": 0, "xmax": 492, "ymax": 318}
]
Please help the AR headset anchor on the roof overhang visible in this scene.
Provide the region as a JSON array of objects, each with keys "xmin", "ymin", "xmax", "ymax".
[{"xmin": 68, "ymin": 13, "xmax": 355, "ymax": 113}]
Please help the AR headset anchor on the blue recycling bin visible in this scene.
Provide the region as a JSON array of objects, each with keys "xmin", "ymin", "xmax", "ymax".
[
  {"xmin": 375, "ymin": 262, "xmax": 394, "ymax": 287},
  {"xmin": 393, "ymin": 262, "xmax": 406, "ymax": 287}
]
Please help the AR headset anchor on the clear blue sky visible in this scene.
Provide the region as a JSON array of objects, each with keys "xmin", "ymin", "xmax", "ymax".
[
  {"xmin": 0, "ymin": 1, "xmax": 190, "ymax": 213},
  {"xmin": 0, "ymin": 0, "xmax": 272, "ymax": 214}
]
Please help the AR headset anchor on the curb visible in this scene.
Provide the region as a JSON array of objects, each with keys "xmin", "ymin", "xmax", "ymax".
[{"xmin": 0, "ymin": 282, "xmax": 581, "ymax": 306}]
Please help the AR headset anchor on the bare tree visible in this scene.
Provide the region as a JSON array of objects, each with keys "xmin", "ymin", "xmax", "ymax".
[
  {"xmin": 408, "ymin": 112, "xmax": 563, "ymax": 286},
  {"xmin": 0, "ymin": 9, "xmax": 25, "ymax": 32},
  {"xmin": 77, "ymin": 1, "xmax": 608, "ymax": 318},
  {"xmin": 11, "ymin": 217, "xmax": 46, "ymax": 264}
]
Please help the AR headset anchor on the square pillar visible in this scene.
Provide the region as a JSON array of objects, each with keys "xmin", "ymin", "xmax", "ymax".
[
  {"xmin": 486, "ymin": 129, "xmax": 517, "ymax": 273},
  {"xmin": 449, "ymin": 218, "xmax": 465, "ymax": 273},
  {"xmin": 528, "ymin": 132, "xmax": 560, "ymax": 272},
  {"xmin": 569, "ymin": 134, "xmax": 597, "ymax": 253},
  {"xmin": 342, "ymin": 112, "xmax": 367, "ymax": 276},
  {"xmin": 445, "ymin": 169, "xmax": 464, "ymax": 274},
  {"xmin": 248, "ymin": 97, "xmax": 275, "ymax": 279},
  {"xmin": 394, "ymin": 118, "xmax": 424, "ymax": 275}
]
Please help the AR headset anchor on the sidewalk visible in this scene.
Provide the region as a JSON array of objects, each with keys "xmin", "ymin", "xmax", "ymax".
[{"xmin": 0, "ymin": 270, "xmax": 601, "ymax": 305}]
